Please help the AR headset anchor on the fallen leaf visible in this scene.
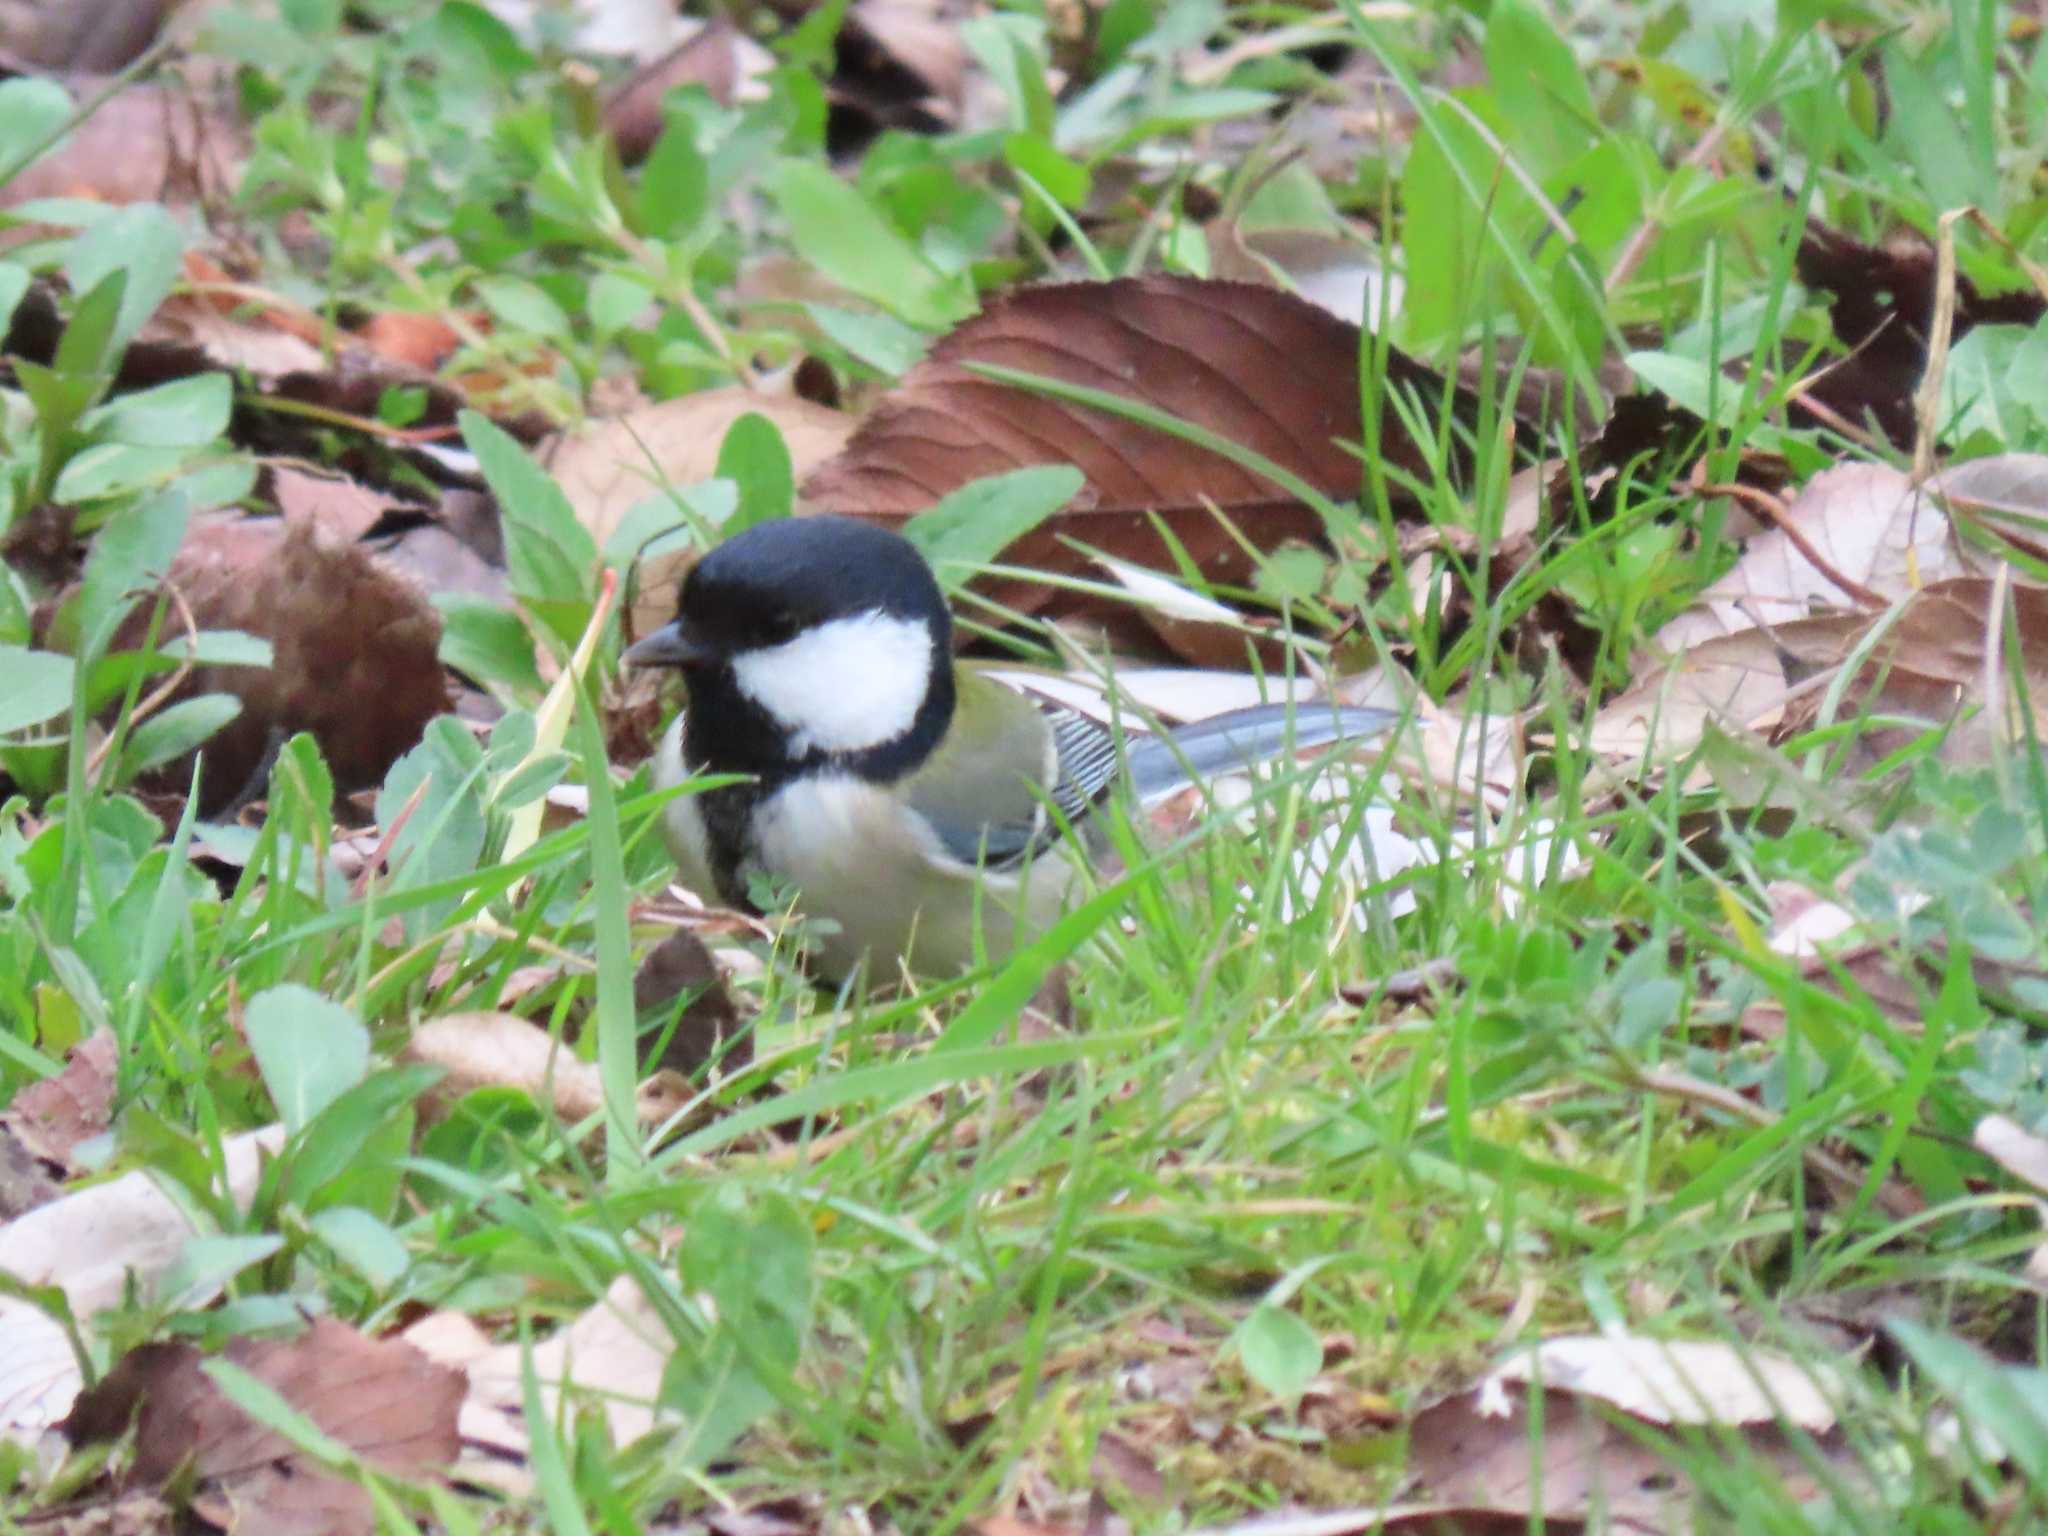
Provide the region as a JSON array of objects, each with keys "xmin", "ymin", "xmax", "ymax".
[
  {"xmin": 64, "ymin": 1318, "xmax": 462, "ymax": 1536},
  {"xmin": 114, "ymin": 512, "xmax": 448, "ymax": 813},
  {"xmin": 802, "ymin": 275, "xmax": 1483, "ymax": 620},
  {"xmin": 635, "ymin": 927, "xmax": 747, "ymax": 1080},
  {"xmin": 1485, "ymin": 1335, "xmax": 1839, "ymax": 1431},
  {"xmin": 404, "ymin": 1010, "xmax": 692, "ymax": 1130},
  {"xmin": 0, "ymin": 1125, "xmax": 285, "ymax": 1442},
  {"xmin": 544, "ymin": 387, "xmax": 853, "ymax": 638},
  {"xmin": 0, "ymin": 1027, "xmax": 116, "ymax": 1172},
  {"xmin": 0, "ymin": 72, "xmax": 242, "ymax": 213},
  {"xmin": 603, "ymin": 19, "xmax": 772, "ymax": 160}
]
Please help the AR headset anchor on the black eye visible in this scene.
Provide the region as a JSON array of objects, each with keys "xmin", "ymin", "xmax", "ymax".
[{"xmin": 755, "ymin": 610, "xmax": 800, "ymax": 646}]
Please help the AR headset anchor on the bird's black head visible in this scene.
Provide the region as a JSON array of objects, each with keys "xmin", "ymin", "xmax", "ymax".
[{"xmin": 625, "ymin": 515, "xmax": 954, "ymax": 782}]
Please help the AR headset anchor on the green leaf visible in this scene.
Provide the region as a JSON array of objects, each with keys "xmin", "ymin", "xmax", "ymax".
[
  {"xmin": 803, "ymin": 303, "xmax": 929, "ymax": 376},
  {"xmin": 0, "ymin": 262, "xmax": 30, "ymax": 338},
  {"xmin": 0, "ymin": 648, "xmax": 74, "ymax": 734},
  {"xmin": 1232, "ymin": 1303, "xmax": 1322, "ymax": 1401},
  {"xmin": 639, "ymin": 114, "xmax": 709, "ymax": 239},
  {"xmin": 154, "ymin": 1234, "xmax": 285, "ymax": 1311},
  {"xmin": 309, "ymin": 1205, "xmax": 411, "ymax": 1289},
  {"xmin": 459, "ymin": 410, "xmax": 597, "ymax": 629},
  {"xmin": 903, "ymin": 464, "xmax": 1081, "ymax": 589},
  {"xmin": 80, "ymin": 372, "xmax": 233, "ymax": 448},
  {"xmin": 1003, "ymin": 131, "xmax": 1090, "ymax": 209},
  {"xmin": 0, "ymin": 77, "xmax": 75, "ymax": 181},
  {"xmin": 52, "ymin": 443, "xmax": 200, "ymax": 503},
  {"xmin": 244, "ymin": 983, "xmax": 370, "ymax": 1136},
  {"xmin": 375, "ymin": 714, "xmax": 490, "ymax": 935},
  {"xmin": 1483, "ymin": 0, "xmax": 1596, "ymax": 178},
  {"xmin": 435, "ymin": 594, "xmax": 545, "ymax": 692},
  {"xmin": 665, "ymin": 1186, "xmax": 815, "ymax": 1467},
  {"xmin": 715, "ymin": 412, "xmax": 795, "ymax": 532},
  {"xmin": 119, "ymin": 693, "xmax": 241, "ymax": 779},
  {"xmin": 71, "ymin": 487, "xmax": 193, "ymax": 661},
  {"xmin": 1890, "ymin": 1320, "xmax": 2048, "ymax": 1485},
  {"xmin": 64, "ymin": 205, "xmax": 186, "ymax": 357},
  {"xmin": 765, "ymin": 159, "xmax": 977, "ymax": 331},
  {"xmin": 588, "ymin": 271, "xmax": 653, "ymax": 335},
  {"xmin": 476, "ymin": 275, "xmax": 571, "ymax": 341}
]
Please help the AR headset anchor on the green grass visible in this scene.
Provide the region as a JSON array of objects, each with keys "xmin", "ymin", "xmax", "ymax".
[{"xmin": 5, "ymin": 0, "xmax": 2048, "ymax": 1530}]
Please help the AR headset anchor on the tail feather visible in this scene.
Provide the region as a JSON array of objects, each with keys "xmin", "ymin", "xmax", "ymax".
[{"xmin": 1120, "ymin": 703, "xmax": 1397, "ymax": 801}]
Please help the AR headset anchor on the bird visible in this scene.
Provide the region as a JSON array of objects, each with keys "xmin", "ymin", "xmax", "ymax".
[{"xmin": 623, "ymin": 514, "xmax": 1395, "ymax": 983}]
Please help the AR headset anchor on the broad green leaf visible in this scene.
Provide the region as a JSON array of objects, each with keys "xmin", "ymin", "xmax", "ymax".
[
  {"xmin": 1233, "ymin": 1302, "xmax": 1322, "ymax": 1401},
  {"xmin": 0, "ymin": 647, "xmax": 74, "ymax": 734},
  {"xmin": 310, "ymin": 1205, "xmax": 411, "ymax": 1288},
  {"xmin": 64, "ymin": 205, "xmax": 186, "ymax": 357},
  {"xmin": 72, "ymin": 487, "xmax": 193, "ymax": 661},
  {"xmin": 52, "ymin": 443, "xmax": 198, "ymax": 503},
  {"xmin": 766, "ymin": 159, "xmax": 976, "ymax": 331},
  {"xmin": 0, "ymin": 77, "xmax": 74, "ymax": 181},
  {"xmin": 639, "ymin": 114, "xmax": 708, "ymax": 239},
  {"xmin": 1484, "ymin": 0, "xmax": 1597, "ymax": 178},
  {"xmin": 79, "ymin": 372, "xmax": 233, "ymax": 448},
  {"xmin": 435, "ymin": 593, "xmax": 545, "ymax": 693},
  {"xmin": 460, "ymin": 410, "xmax": 596, "ymax": 631},
  {"xmin": 476, "ymin": 275, "xmax": 571, "ymax": 341},
  {"xmin": 245, "ymin": 983, "xmax": 370, "ymax": 1135},
  {"xmin": 588, "ymin": 270, "xmax": 653, "ymax": 335},
  {"xmin": 119, "ymin": 692, "xmax": 242, "ymax": 779},
  {"xmin": 803, "ymin": 303, "xmax": 929, "ymax": 376},
  {"xmin": 1004, "ymin": 131, "xmax": 1090, "ymax": 209},
  {"xmin": 0, "ymin": 262, "xmax": 30, "ymax": 338},
  {"xmin": 904, "ymin": 464, "xmax": 1082, "ymax": 590},
  {"xmin": 715, "ymin": 412, "xmax": 794, "ymax": 532}
]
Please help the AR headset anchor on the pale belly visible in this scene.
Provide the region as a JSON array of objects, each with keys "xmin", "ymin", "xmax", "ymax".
[{"xmin": 655, "ymin": 717, "xmax": 1074, "ymax": 981}]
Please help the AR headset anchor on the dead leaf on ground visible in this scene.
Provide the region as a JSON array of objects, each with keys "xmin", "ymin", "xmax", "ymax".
[
  {"xmin": 404, "ymin": 1010, "xmax": 692, "ymax": 1130},
  {"xmin": 604, "ymin": 19, "xmax": 773, "ymax": 161},
  {"xmin": 1659, "ymin": 464, "xmax": 1970, "ymax": 650},
  {"xmin": 802, "ymin": 275, "xmax": 1487, "ymax": 626},
  {"xmin": 114, "ymin": 512, "xmax": 448, "ymax": 814},
  {"xmin": 449, "ymin": 1270, "xmax": 675, "ymax": 1454},
  {"xmin": 1486, "ymin": 1336, "xmax": 1840, "ymax": 1431},
  {"xmin": 0, "ymin": 1125, "xmax": 285, "ymax": 1442},
  {"xmin": 0, "ymin": 71, "xmax": 243, "ymax": 214},
  {"xmin": 0, "ymin": 1026, "xmax": 115, "ymax": 1176},
  {"xmin": 635, "ymin": 927, "xmax": 747, "ymax": 1080},
  {"xmin": 1183, "ymin": 1509, "xmax": 1586, "ymax": 1535},
  {"xmin": 1928, "ymin": 452, "xmax": 2048, "ymax": 570},
  {"xmin": 1794, "ymin": 222, "xmax": 2045, "ymax": 448},
  {"xmin": 545, "ymin": 386, "xmax": 853, "ymax": 639},
  {"xmin": 64, "ymin": 1318, "xmax": 462, "ymax": 1536}
]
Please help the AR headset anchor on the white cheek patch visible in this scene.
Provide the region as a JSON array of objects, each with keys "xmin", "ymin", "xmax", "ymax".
[{"xmin": 730, "ymin": 609, "xmax": 934, "ymax": 756}]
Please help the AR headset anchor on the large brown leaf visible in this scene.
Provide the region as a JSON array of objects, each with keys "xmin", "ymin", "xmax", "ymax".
[{"xmin": 801, "ymin": 275, "xmax": 1479, "ymax": 617}]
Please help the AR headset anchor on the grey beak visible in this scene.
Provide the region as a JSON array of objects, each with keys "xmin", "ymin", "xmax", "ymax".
[{"xmin": 623, "ymin": 619, "xmax": 717, "ymax": 670}]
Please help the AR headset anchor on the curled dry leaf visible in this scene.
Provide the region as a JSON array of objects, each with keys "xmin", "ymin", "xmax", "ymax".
[
  {"xmin": 1485, "ymin": 1336, "xmax": 1840, "ymax": 1432},
  {"xmin": 118, "ymin": 512, "xmax": 447, "ymax": 814},
  {"xmin": 64, "ymin": 1318, "xmax": 462, "ymax": 1536},
  {"xmin": 802, "ymin": 275, "xmax": 1480, "ymax": 618},
  {"xmin": 604, "ymin": 18, "xmax": 772, "ymax": 160},
  {"xmin": 1975, "ymin": 1114, "xmax": 2048, "ymax": 1199},
  {"xmin": 1928, "ymin": 452, "xmax": 2048, "ymax": 570},
  {"xmin": 1659, "ymin": 463, "xmax": 1969, "ymax": 651},
  {"xmin": 0, "ymin": 1125, "xmax": 284, "ymax": 1441},
  {"xmin": 544, "ymin": 386, "xmax": 854, "ymax": 638},
  {"xmin": 404, "ymin": 1010, "xmax": 693, "ymax": 1128},
  {"xmin": 0, "ymin": 1026, "xmax": 116, "ymax": 1173},
  {"xmin": 459, "ymin": 1271, "xmax": 674, "ymax": 1452},
  {"xmin": 1794, "ymin": 222, "xmax": 2044, "ymax": 447}
]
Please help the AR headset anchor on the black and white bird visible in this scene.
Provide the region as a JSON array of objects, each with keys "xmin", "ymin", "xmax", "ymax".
[{"xmin": 625, "ymin": 514, "xmax": 1393, "ymax": 982}]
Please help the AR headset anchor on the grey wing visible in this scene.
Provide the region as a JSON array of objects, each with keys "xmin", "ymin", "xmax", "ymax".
[
  {"xmin": 927, "ymin": 703, "xmax": 1123, "ymax": 871},
  {"xmin": 1120, "ymin": 703, "xmax": 1397, "ymax": 800}
]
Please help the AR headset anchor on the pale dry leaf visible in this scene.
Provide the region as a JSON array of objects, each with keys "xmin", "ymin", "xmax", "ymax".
[
  {"xmin": 464, "ymin": 1271, "xmax": 675, "ymax": 1451},
  {"xmin": 1486, "ymin": 1336, "xmax": 1840, "ymax": 1431},
  {"xmin": 1974, "ymin": 1115, "xmax": 2048, "ymax": 1198},
  {"xmin": 405, "ymin": 1011, "xmax": 606, "ymax": 1125},
  {"xmin": 0, "ymin": 1125, "xmax": 285, "ymax": 1442},
  {"xmin": 1660, "ymin": 463, "xmax": 1966, "ymax": 650},
  {"xmin": 1929, "ymin": 452, "xmax": 2048, "ymax": 571},
  {"xmin": 544, "ymin": 387, "xmax": 853, "ymax": 637},
  {"xmin": 0, "ymin": 75, "xmax": 243, "ymax": 213}
]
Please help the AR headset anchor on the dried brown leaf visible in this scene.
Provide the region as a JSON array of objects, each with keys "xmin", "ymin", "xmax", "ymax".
[
  {"xmin": 546, "ymin": 387, "xmax": 854, "ymax": 638},
  {"xmin": 0, "ymin": 1027, "xmax": 115, "ymax": 1171},
  {"xmin": 802, "ymin": 276, "xmax": 1478, "ymax": 617},
  {"xmin": 121, "ymin": 513, "xmax": 447, "ymax": 812},
  {"xmin": 0, "ymin": 74, "xmax": 242, "ymax": 213},
  {"xmin": 65, "ymin": 1319, "xmax": 461, "ymax": 1536}
]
